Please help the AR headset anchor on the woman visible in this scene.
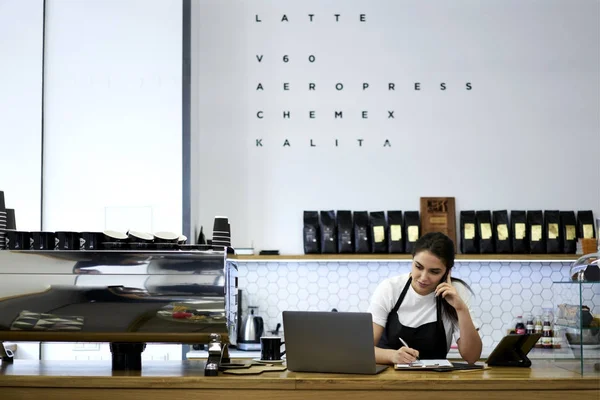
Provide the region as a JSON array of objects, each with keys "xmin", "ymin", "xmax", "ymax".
[{"xmin": 368, "ymin": 232, "xmax": 482, "ymax": 364}]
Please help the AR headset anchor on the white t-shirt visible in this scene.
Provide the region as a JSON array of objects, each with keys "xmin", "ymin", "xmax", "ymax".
[{"xmin": 368, "ymin": 273, "xmax": 478, "ymax": 351}]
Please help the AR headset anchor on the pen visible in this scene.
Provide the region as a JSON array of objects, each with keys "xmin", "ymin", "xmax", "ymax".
[{"xmin": 398, "ymin": 337, "xmax": 420, "ymax": 361}]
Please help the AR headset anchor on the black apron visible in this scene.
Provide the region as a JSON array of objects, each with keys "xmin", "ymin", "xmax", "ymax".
[{"xmin": 377, "ymin": 276, "xmax": 448, "ymax": 359}]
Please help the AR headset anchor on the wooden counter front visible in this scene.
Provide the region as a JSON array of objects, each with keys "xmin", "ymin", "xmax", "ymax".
[{"xmin": 0, "ymin": 360, "xmax": 598, "ymax": 400}]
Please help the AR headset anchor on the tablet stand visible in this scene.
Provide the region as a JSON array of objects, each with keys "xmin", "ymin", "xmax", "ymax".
[
  {"xmin": 489, "ymin": 346, "xmax": 532, "ymax": 367},
  {"xmin": 486, "ymin": 333, "xmax": 541, "ymax": 368}
]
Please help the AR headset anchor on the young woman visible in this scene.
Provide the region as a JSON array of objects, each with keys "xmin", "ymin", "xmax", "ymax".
[{"xmin": 368, "ymin": 232, "xmax": 482, "ymax": 364}]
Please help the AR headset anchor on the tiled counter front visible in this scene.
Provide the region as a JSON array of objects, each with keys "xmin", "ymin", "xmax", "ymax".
[{"xmin": 236, "ymin": 260, "xmax": 600, "ymax": 349}]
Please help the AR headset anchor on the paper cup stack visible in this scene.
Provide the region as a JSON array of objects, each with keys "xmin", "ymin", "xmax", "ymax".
[{"xmin": 212, "ymin": 216, "xmax": 231, "ymax": 250}]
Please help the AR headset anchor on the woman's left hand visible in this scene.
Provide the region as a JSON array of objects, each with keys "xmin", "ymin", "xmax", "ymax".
[{"xmin": 435, "ymin": 273, "xmax": 466, "ymax": 311}]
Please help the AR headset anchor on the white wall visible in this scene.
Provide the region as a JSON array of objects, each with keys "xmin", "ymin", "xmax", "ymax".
[
  {"xmin": 42, "ymin": 0, "xmax": 183, "ymax": 233},
  {"xmin": 0, "ymin": 0, "xmax": 44, "ymax": 231},
  {"xmin": 192, "ymin": 0, "xmax": 600, "ymax": 254}
]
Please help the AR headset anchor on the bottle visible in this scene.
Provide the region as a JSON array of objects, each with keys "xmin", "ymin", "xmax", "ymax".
[
  {"xmin": 515, "ymin": 315, "xmax": 526, "ymax": 335},
  {"xmin": 542, "ymin": 314, "xmax": 553, "ymax": 349},
  {"xmin": 534, "ymin": 315, "xmax": 543, "ymax": 348},
  {"xmin": 553, "ymin": 326, "xmax": 562, "ymax": 349},
  {"xmin": 525, "ymin": 314, "xmax": 535, "ymax": 334}
]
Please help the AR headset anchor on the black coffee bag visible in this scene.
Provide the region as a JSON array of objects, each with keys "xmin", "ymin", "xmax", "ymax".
[
  {"xmin": 577, "ymin": 210, "xmax": 596, "ymax": 239},
  {"xmin": 493, "ymin": 210, "xmax": 511, "ymax": 253},
  {"xmin": 511, "ymin": 210, "xmax": 528, "ymax": 253},
  {"xmin": 527, "ymin": 210, "xmax": 545, "ymax": 254},
  {"xmin": 460, "ymin": 211, "xmax": 478, "ymax": 254},
  {"xmin": 303, "ymin": 211, "xmax": 320, "ymax": 254},
  {"xmin": 387, "ymin": 210, "xmax": 404, "ymax": 253},
  {"xmin": 404, "ymin": 211, "xmax": 420, "ymax": 254},
  {"xmin": 476, "ymin": 210, "xmax": 495, "ymax": 253},
  {"xmin": 353, "ymin": 211, "xmax": 371, "ymax": 253},
  {"xmin": 337, "ymin": 210, "xmax": 353, "ymax": 253},
  {"xmin": 560, "ymin": 211, "xmax": 577, "ymax": 253},
  {"xmin": 320, "ymin": 210, "xmax": 336, "ymax": 254},
  {"xmin": 545, "ymin": 210, "xmax": 562, "ymax": 254},
  {"xmin": 370, "ymin": 211, "xmax": 387, "ymax": 253}
]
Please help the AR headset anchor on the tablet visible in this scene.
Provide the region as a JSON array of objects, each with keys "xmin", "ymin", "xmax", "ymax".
[{"xmin": 486, "ymin": 333, "xmax": 542, "ymax": 367}]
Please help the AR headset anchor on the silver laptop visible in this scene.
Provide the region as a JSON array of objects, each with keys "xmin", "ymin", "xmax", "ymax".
[{"xmin": 282, "ymin": 311, "xmax": 388, "ymax": 374}]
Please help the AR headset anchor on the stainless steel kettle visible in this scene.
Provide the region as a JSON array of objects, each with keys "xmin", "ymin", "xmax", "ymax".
[{"xmin": 239, "ymin": 306, "xmax": 264, "ymax": 343}]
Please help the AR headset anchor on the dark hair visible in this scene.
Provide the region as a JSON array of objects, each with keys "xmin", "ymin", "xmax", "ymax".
[{"xmin": 412, "ymin": 232, "xmax": 473, "ymax": 324}]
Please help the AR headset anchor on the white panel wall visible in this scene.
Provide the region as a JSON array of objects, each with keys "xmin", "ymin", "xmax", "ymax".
[
  {"xmin": 192, "ymin": 0, "xmax": 600, "ymax": 254},
  {"xmin": 43, "ymin": 0, "xmax": 183, "ymax": 233},
  {"xmin": 0, "ymin": 0, "xmax": 44, "ymax": 230}
]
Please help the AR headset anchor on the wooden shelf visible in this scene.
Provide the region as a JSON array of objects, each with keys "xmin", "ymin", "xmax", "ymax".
[{"xmin": 230, "ymin": 254, "xmax": 579, "ymax": 262}]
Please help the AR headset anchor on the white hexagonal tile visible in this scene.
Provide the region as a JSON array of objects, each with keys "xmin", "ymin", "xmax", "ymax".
[
  {"xmin": 479, "ymin": 277, "xmax": 492, "ymax": 288},
  {"xmin": 318, "ymin": 278, "xmax": 330, "ymax": 289},
  {"xmin": 490, "ymin": 285, "xmax": 502, "ymax": 295},
  {"xmin": 491, "ymin": 296, "xmax": 503, "ymax": 307},
  {"xmin": 541, "ymin": 268, "xmax": 552, "ymax": 277},
  {"xmin": 297, "ymin": 276, "xmax": 309, "ymax": 288},
  {"xmin": 531, "ymin": 295, "xmax": 543, "ymax": 307},
  {"xmin": 491, "ymin": 319, "xmax": 503, "ymax": 330},
  {"xmin": 358, "ymin": 267, "xmax": 369, "ymax": 277},
  {"xmin": 317, "ymin": 290, "xmax": 330, "ymax": 301},
  {"xmin": 287, "ymin": 282, "xmax": 299, "ymax": 295},
  {"xmin": 511, "ymin": 296, "xmax": 523, "ymax": 306},
  {"xmin": 327, "ymin": 270, "xmax": 340, "ymax": 281},
  {"xmin": 531, "ymin": 284, "xmax": 543, "ymax": 295},
  {"xmin": 500, "ymin": 267, "xmax": 511, "ymax": 277},
  {"xmin": 328, "ymin": 294, "xmax": 340, "ymax": 305},
  {"xmin": 338, "ymin": 268, "xmax": 349, "ymax": 277},
  {"xmin": 469, "ymin": 271, "xmax": 482, "ymax": 283},
  {"xmin": 287, "ymin": 270, "xmax": 299, "ymax": 282},
  {"xmin": 338, "ymin": 277, "xmax": 350, "ymax": 289},
  {"xmin": 307, "ymin": 271, "xmax": 319, "ymax": 283},
  {"xmin": 480, "ymin": 313, "xmax": 492, "ymax": 324},
  {"xmin": 500, "ymin": 277, "xmax": 512, "ymax": 287},
  {"xmin": 490, "ymin": 271, "xmax": 502, "ymax": 283},
  {"xmin": 318, "ymin": 300, "xmax": 329, "ymax": 310},
  {"xmin": 501, "ymin": 301, "xmax": 513, "ymax": 312},
  {"xmin": 287, "ymin": 294, "xmax": 299, "ymax": 306},
  {"xmin": 358, "ymin": 290, "xmax": 372, "ymax": 303},
  {"xmin": 297, "ymin": 299, "xmax": 309, "ymax": 310},
  {"xmin": 510, "ymin": 283, "xmax": 523, "ymax": 295},
  {"xmin": 307, "ymin": 285, "xmax": 319, "ymax": 295},
  {"xmin": 541, "ymin": 289, "xmax": 553, "ymax": 301},
  {"xmin": 480, "ymin": 290, "xmax": 492, "ymax": 301},
  {"xmin": 521, "ymin": 277, "xmax": 532, "ymax": 287},
  {"xmin": 348, "ymin": 270, "xmax": 360, "ymax": 282},
  {"xmin": 337, "ymin": 299, "xmax": 350, "ymax": 311},
  {"xmin": 501, "ymin": 289, "xmax": 512, "ymax": 301}
]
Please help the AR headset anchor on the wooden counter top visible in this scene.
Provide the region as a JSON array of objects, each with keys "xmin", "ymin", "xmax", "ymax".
[{"xmin": 0, "ymin": 360, "xmax": 597, "ymax": 400}]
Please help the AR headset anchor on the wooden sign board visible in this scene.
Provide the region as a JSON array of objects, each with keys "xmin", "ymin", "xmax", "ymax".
[{"xmin": 420, "ymin": 197, "xmax": 457, "ymax": 250}]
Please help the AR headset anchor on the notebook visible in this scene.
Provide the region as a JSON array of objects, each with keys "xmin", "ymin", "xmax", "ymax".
[
  {"xmin": 395, "ymin": 359, "xmax": 453, "ymax": 370},
  {"xmin": 282, "ymin": 311, "xmax": 388, "ymax": 375}
]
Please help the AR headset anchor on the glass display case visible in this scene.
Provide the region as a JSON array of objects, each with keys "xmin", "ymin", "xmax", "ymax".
[
  {"xmin": 0, "ymin": 249, "xmax": 238, "ymax": 374},
  {"xmin": 552, "ymin": 253, "xmax": 600, "ymax": 376}
]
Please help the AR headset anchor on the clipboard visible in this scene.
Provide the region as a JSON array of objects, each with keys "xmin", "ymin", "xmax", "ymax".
[
  {"xmin": 486, "ymin": 333, "xmax": 541, "ymax": 368},
  {"xmin": 394, "ymin": 359, "xmax": 453, "ymax": 370}
]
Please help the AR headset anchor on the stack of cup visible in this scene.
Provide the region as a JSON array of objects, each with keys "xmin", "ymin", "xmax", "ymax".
[
  {"xmin": 212, "ymin": 216, "xmax": 231, "ymax": 250},
  {"xmin": 0, "ymin": 191, "xmax": 6, "ymax": 249}
]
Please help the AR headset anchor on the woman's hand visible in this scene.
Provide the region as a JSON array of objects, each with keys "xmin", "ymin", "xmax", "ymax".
[
  {"xmin": 391, "ymin": 346, "xmax": 420, "ymax": 364},
  {"xmin": 435, "ymin": 273, "xmax": 466, "ymax": 311}
]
